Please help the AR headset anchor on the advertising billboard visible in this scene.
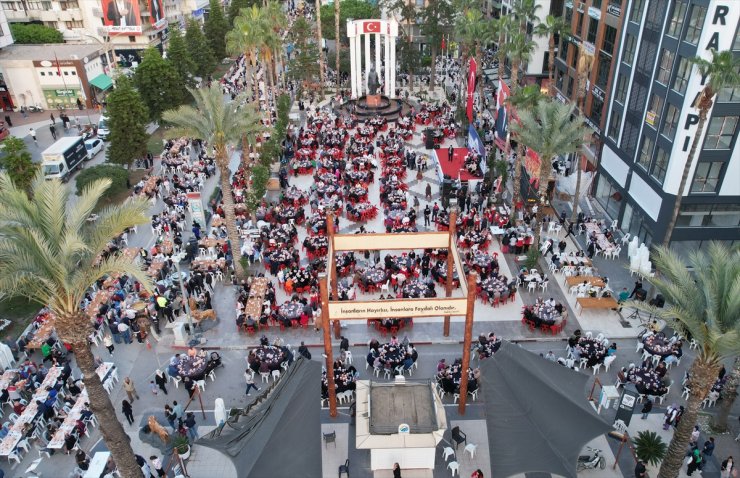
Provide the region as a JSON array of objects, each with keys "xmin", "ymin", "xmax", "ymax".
[
  {"xmin": 102, "ymin": 0, "xmax": 142, "ymax": 35},
  {"xmin": 149, "ymin": 0, "xmax": 167, "ymax": 29}
]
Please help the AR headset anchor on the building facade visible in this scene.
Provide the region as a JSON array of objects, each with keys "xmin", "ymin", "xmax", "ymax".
[
  {"xmin": 596, "ymin": 0, "xmax": 740, "ymax": 255},
  {"xmin": 0, "ymin": 43, "xmax": 105, "ymax": 110},
  {"xmin": 553, "ymin": 0, "xmax": 628, "ymax": 168}
]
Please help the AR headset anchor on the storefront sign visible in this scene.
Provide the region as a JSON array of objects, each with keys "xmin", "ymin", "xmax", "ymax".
[
  {"xmin": 327, "ymin": 298, "xmax": 468, "ymax": 319},
  {"xmin": 583, "ymin": 41, "xmax": 596, "ymax": 56},
  {"xmin": 607, "ymin": 3, "xmax": 621, "ymax": 17},
  {"xmin": 592, "ymin": 85, "xmax": 605, "ymax": 101},
  {"xmin": 43, "ymin": 88, "xmax": 82, "ymax": 108},
  {"xmin": 645, "ymin": 111, "xmax": 657, "ymax": 126},
  {"xmin": 588, "ymin": 6, "xmax": 601, "ymax": 20},
  {"xmin": 556, "ymin": 92, "xmax": 567, "ymax": 104},
  {"xmin": 101, "ymin": 0, "xmax": 143, "ymax": 35},
  {"xmin": 584, "ymin": 117, "xmax": 601, "ymax": 134}
]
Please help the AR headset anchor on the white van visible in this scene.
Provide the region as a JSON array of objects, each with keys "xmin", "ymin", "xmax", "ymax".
[{"xmin": 97, "ymin": 115, "xmax": 110, "ymax": 140}]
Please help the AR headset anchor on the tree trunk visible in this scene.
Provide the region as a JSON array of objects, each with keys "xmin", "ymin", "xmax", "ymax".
[
  {"xmin": 75, "ymin": 337, "xmax": 142, "ymax": 477},
  {"xmin": 407, "ymin": 22, "xmax": 414, "ymax": 93},
  {"xmin": 657, "ymin": 357, "xmax": 721, "ymax": 478},
  {"xmin": 511, "ymin": 60, "xmax": 519, "ymax": 91},
  {"xmin": 512, "ymin": 141, "xmax": 524, "ymax": 206},
  {"xmin": 571, "ymin": 89, "xmax": 587, "ymax": 224},
  {"xmin": 533, "ymin": 158, "xmax": 552, "ymax": 245},
  {"xmin": 662, "ymin": 98, "xmax": 711, "ymax": 246},
  {"xmin": 497, "ymin": 32, "xmax": 506, "ymax": 84},
  {"xmin": 315, "ymin": 0, "xmax": 325, "ymax": 84},
  {"xmin": 548, "ymin": 35, "xmax": 555, "ymax": 97},
  {"xmin": 430, "ymin": 43, "xmax": 437, "ymax": 90},
  {"xmin": 335, "ymin": 0, "xmax": 340, "ymax": 93},
  {"xmin": 712, "ymin": 356, "xmax": 739, "ymax": 431},
  {"xmin": 215, "ymin": 146, "xmax": 246, "ymax": 281}
]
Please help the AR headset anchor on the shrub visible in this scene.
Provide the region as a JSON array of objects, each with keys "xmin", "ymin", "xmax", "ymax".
[{"xmin": 75, "ymin": 164, "xmax": 129, "ymax": 196}]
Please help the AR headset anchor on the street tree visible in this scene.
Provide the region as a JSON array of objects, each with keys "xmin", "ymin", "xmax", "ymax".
[
  {"xmin": 133, "ymin": 47, "xmax": 185, "ymax": 121},
  {"xmin": 320, "ymin": 0, "xmax": 376, "ymax": 41},
  {"xmin": 0, "ymin": 172, "xmax": 152, "ymax": 478},
  {"xmin": 227, "ymin": 0, "xmax": 255, "ymax": 27},
  {"xmin": 510, "ymin": 99, "xmax": 586, "ymax": 243},
  {"xmin": 204, "ymin": 0, "xmax": 229, "ymax": 60},
  {"xmin": 420, "ymin": 0, "xmax": 453, "ymax": 89},
  {"xmin": 185, "ymin": 18, "xmax": 216, "ymax": 78},
  {"xmin": 507, "ymin": 84, "xmax": 544, "ymax": 206},
  {"xmin": 9, "ymin": 23, "xmax": 63, "ymax": 43},
  {"xmin": 162, "ymin": 86, "xmax": 265, "ymax": 281},
  {"xmin": 286, "ymin": 17, "xmax": 321, "ymax": 92},
  {"xmin": 106, "ymin": 76, "xmax": 148, "ymax": 167},
  {"xmin": 0, "ymin": 136, "xmax": 37, "ymax": 193},
  {"xmin": 628, "ymin": 243, "xmax": 740, "ymax": 478},
  {"xmin": 166, "ymin": 27, "xmax": 197, "ymax": 88}
]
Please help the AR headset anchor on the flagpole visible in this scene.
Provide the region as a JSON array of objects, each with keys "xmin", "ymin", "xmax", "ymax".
[{"xmin": 55, "ymin": 52, "xmax": 71, "ymax": 113}]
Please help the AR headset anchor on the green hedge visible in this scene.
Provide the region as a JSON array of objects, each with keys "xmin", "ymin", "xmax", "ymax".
[{"xmin": 76, "ymin": 164, "xmax": 129, "ymax": 196}]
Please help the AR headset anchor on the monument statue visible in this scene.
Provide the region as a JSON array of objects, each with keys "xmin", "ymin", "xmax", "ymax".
[{"xmin": 367, "ymin": 65, "xmax": 380, "ymax": 96}]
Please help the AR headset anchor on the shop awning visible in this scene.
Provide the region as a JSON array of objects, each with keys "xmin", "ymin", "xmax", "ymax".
[{"xmin": 89, "ymin": 73, "xmax": 113, "ymax": 91}]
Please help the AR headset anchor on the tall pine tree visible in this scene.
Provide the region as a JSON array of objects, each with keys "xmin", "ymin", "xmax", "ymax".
[
  {"xmin": 166, "ymin": 26, "xmax": 196, "ymax": 86},
  {"xmin": 204, "ymin": 0, "xmax": 228, "ymax": 60},
  {"xmin": 185, "ymin": 18, "xmax": 216, "ymax": 78},
  {"xmin": 106, "ymin": 76, "xmax": 148, "ymax": 167},
  {"xmin": 133, "ymin": 47, "xmax": 185, "ymax": 121},
  {"xmin": 227, "ymin": 0, "xmax": 251, "ymax": 27}
]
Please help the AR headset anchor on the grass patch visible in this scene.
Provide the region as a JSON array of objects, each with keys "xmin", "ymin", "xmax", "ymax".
[
  {"xmin": 94, "ymin": 168, "xmax": 149, "ymax": 212},
  {"xmin": 211, "ymin": 62, "xmax": 233, "ymax": 82},
  {"xmin": 0, "ymin": 296, "xmax": 43, "ymax": 338},
  {"xmin": 147, "ymin": 127, "xmax": 166, "ymax": 155}
]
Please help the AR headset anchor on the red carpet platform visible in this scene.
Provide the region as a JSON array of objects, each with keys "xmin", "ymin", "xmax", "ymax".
[{"xmin": 434, "ymin": 147, "xmax": 482, "ymax": 181}]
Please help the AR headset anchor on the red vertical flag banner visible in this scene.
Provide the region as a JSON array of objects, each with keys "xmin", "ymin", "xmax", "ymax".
[{"xmin": 466, "ymin": 58, "xmax": 477, "ymax": 123}]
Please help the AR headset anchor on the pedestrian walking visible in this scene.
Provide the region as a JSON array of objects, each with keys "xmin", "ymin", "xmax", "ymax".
[
  {"xmin": 155, "ymin": 370, "xmax": 168, "ymax": 395},
  {"xmin": 164, "ymin": 404, "xmax": 176, "ymax": 429},
  {"xmin": 150, "ymin": 456, "xmax": 166, "ymax": 478},
  {"xmin": 393, "ymin": 462, "xmax": 401, "ymax": 478},
  {"xmin": 123, "ymin": 377, "xmax": 140, "ymax": 401},
  {"xmin": 687, "ymin": 448, "xmax": 703, "ymax": 476},
  {"xmin": 640, "ymin": 399, "xmax": 652, "ymax": 419},
  {"xmin": 49, "ymin": 124, "xmax": 57, "ymax": 140},
  {"xmin": 702, "ymin": 437, "xmax": 715, "ymax": 457},
  {"xmin": 448, "ymin": 144, "xmax": 454, "ymax": 162},
  {"xmin": 425, "ymin": 183, "xmax": 432, "ymax": 201},
  {"xmin": 149, "ymin": 381, "xmax": 159, "ymax": 395},
  {"xmin": 29, "ymin": 128, "xmax": 37, "ymax": 145},
  {"xmin": 245, "ymin": 369, "xmax": 260, "ymax": 395},
  {"xmin": 423, "ymin": 205, "xmax": 431, "ymax": 227},
  {"xmin": 172, "ymin": 401, "xmax": 183, "ymax": 421},
  {"xmin": 721, "ymin": 456, "xmax": 735, "ymax": 478},
  {"xmin": 634, "ymin": 460, "xmax": 646, "ymax": 478},
  {"xmin": 117, "ymin": 321, "xmax": 132, "ymax": 344},
  {"xmin": 184, "ymin": 412, "xmax": 198, "ymax": 441},
  {"xmin": 50, "ymin": 113, "xmax": 55, "ymax": 124},
  {"xmin": 3, "ymin": 115, "xmax": 11, "ymax": 127},
  {"xmin": 121, "ymin": 399, "xmax": 134, "ymax": 425},
  {"xmin": 103, "ymin": 334, "xmax": 114, "ymax": 355}
]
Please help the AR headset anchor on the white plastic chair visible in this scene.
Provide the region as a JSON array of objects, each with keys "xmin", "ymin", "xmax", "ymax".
[
  {"xmin": 464, "ymin": 443, "xmax": 477, "ymax": 460},
  {"xmin": 538, "ymin": 279, "xmax": 549, "ymax": 292},
  {"xmin": 527, "ymin": 281, "xmax": 537, "ymax": 293},
  {"xmin": 171, "ymin": 376, "xmax": 182, "ymax": 389},
  {"xmin": 271, "ymin": 370, "xmax": 281, "ymax": 381},
  {"xmin": 442, "ymin": 446, "xmax": 455, "ymax": 462},
  {"xmin": 260, "ymin": 372, "xmax": 270, "ymax": 383},
  {"xmin": 448, "ymin": 461, "xmax": 460, "ymax": 477},
  {"xmin": 591, "ymin": 363, "xmax": 603, "ymax": 375},
  {"xmin": 207, "ymin": 370, "xmax": 216, "ymax": 382},
  {"xmin": 344, "ymin": 351, "xmax": 353, "ymax": 364},
  {"xmin": 380, "ymin": 280, "xmax": 390, "ymax": 294},
  {"xmin": 196, "ymin": 380, "xmax": 206, "ymax": 392},
  {"xmin": 603, "ymin": 355, "xmax": 617, "ymax": 372}
]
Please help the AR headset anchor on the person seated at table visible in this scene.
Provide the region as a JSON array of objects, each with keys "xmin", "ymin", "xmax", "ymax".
[
  {"xmin": 75, "ymin": 449, "xmax": 90, "ymax": 471},
  {"xmin": 63, "ymin": 432, "xmax": 78, "ymax": 454},
  {"xmin": 12, "ymin": 398, "xmax": 26, "ymax": 414},
  {"xmin": 440, "ymin": 373, "xmax": 457, "ymax": 394},
  {"xmin": 236, "ymin": 314, "xmax": 246, "ymax": 330},
  {"xmin": 402, "ymin": 354, "xmax": 414, "ymax": 371},
  {"xmin": 0, "ymin": 423, "xmax": 9, "ymax": 439},
  {"xmin": 245, "ymin": 315, "xmax": 257, "ymax": 329},
  {"xmin": 66, "ymin": 377, "xmax": 83, "ymax": 397},
  {"xmin": 664, "ymin": 341, "xmax": 683, "ymax": 366},
  {"xmin": 606, "ymin": 343, "xmax": 618, "ymax": 357}
]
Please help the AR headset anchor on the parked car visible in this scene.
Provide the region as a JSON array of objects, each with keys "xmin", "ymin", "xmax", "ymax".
[{"xmin": 84, "ymin": 138, "xmax": 104, "ymax": 160}]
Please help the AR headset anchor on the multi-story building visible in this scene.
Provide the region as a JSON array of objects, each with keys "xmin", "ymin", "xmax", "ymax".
[
  {"xmin": 553, "ymin": 0, "xmax": 628, "ymax": 169},
  {"xmin": 0, "ymin": 9, "xmax": 14, "ymax": 111},
  {"xmin": 595, "ymin": 0, "xmax": 739, "ymax": 255}
]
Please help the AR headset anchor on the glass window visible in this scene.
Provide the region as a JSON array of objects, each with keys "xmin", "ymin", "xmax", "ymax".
[
  {"xmin": 708, "ymin": 204, "xmax": 740, "ymax": 227},
  {"xmin": 566, "ymin": 76, "xmax": 574, "ymax": 97},
  {"xmin": 690, "ymin": 161, "xmax": 723, "ymax": 193},
  {"xmin": 592, "ymin": 0, "xmax": 602, "ymax": 8},
  {"xmin": 637, "ymin": 136, "xmax": 654, "ymax": 169},
  {"xmin": 608, "ymin": 109, "xmax": 622, "ymax": 140},
  {"xmin": 717, "ymin": 86, "xmax": 740, "ymax": 103},
  {"xmin": 575, "ymin": 12, "xmax": 584, "ymax": 37},
  {"xmin": 587, "ymin": 19, "xmax": 599, "ymax": 44},
  {"xmin": 672, "ymin": 57, "xmax": 691, "ymax": 94},
  {"xmin": 656, "ymin": 49, "xmax": 674, "ymax": 85},
  {"xmin": 559, "ymin": 39, "xmax": 569, "ymax": 60},
  {"xmin": 602, "ymin": 26, "xmax": 617, "ymax": 55},
  {"xmin": 615, "ymin": 74, "xmax": 627, "ymax": 104},
  {"xmin": 623, "ymin": 35, "xmax": 636, "ymax": 66},
  {"xmin": 565, "ymin": 6, "xmax": 573, "ymax": 24},
  {"xmin": 662, "ymin": 104, "xmax": 680, "ymax": 140},
  {"xmin": 646, "ymin": 93, "xmax": 663, "ymax": 128},
  {"xmin": 651, "ymin": 147, "xmax": 669, "ymax": 183},
  {"xmin": 667, "ymin": 1, "xmax": 687, "ymax": 37},
  {"xmin": 630, "ymin": 0, "xmax": 644, "ymax": 23},
  {"xmin": 590, "ymin": 97, "xmax": 604, "ymax": 126},
  {"xmin": 684, "ymin": 5, "xmax": 706, "ymax": 45},
  {"xmin": 570, "ymin": 49, "xmax": 578, "ymax": 68},
  {"xmin": 595, "ymin": 175, "xmax": 622, "ymax": 219},
  {"xmin": 596, "ymin": 54, "xmax": 610, "ymax": 89},
  {"xmin": 677, "ymin": 204, "xmax": 740, "ymax": 227},
  {"xmin": 704, "ymin": 116, "xmax": 738, "ymax": 149},
  {"xmin": 556, "ymin": 70, "xmax": 564, "ymax": 90}
]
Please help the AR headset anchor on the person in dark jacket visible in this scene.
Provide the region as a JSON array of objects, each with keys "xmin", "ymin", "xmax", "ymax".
[
  {"xmin": 641, "ymin": 399, "xmax": 653, "ymax": 419},
  {"xmin": 339, "ymin": 336, "xmax": 349, "ymax": 352},
  {"xmin": 155, "ymin": 370, "xmax": 168, "ymax": 395},
  {"xmin": 121, "ymin": 399, "xmax": 134, "ymax": 425}
]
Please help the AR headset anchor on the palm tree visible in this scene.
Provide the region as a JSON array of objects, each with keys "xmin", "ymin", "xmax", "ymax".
[
  {"xmin": 263, "ymin": 1, "xmax": 288, "ymax": 90},
  {"xmin": 334, "ymin": 0, "xmax": 340, "ymax": 92},
  {"xmin": 163, "ymin": 85, "xmax": 265, "ymax": 281},
  {"xmin": 0, "ymin": 173, "xmax": 152, "ymax": 477},
  {"xmin": 227, "ymin": 6, "xmax": 266, "ymax": 97},
  {"xmin": 626, "ymin": 243, "xmax": 740, "ymax": 478},
  {"xmin": 533, "ymin": 14, "xmax": 570, "ymax": 96},
  {"xmin": 492, "ymin": 16, "xmax": 511, "ymax": 83},
  {"xmin": 713, "ymin": 356, "xmax": 739, "ymax": 431},
  {"xmin": 510, "ymin": 98, "xmax": 586, "ymax": 243},
  {"xmin": 507, "ymin": 30, "xmax": 535, "ymax": 91},
  {"xmin": 507, "ymin": 84, "xmax": 544, "ymax": 206},
  {"xmin": 455, "ymin": 9, "xmax": 490, "ymax": 110},
  {"xmin": 662, "ymin": 49, "xmax": 740, "ymax": 246}
]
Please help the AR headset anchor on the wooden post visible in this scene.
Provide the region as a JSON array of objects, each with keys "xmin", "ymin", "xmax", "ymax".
[
  {"xmin": 444, "ymin": 210, "xmax": 457, "ymax": 337},
  {"xmin": 327, "ymin": 214, "xmax": 339, "ymax": 300},
  {"xmin": 319, "ymin": 275, "xmax": 337, "ymax": 418},
  {"xmin": 457, "ymin": 273, "xmax": 477, "ymax": 415}
]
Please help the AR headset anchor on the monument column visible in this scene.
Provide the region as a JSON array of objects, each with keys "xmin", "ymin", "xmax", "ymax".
[
  {"xmin": 364, "ymin": 33, "xmax": 371, "ymax": 94},
  {"xmin": 349, "ymin": 36, "xmax": 357, "ymax": 98},
  {"xmin": 355, "ymin": 33, "xmax": 363, "ymax": 96},
  {"xmin": 375, "ymin": 33, "xmax": 381, "ymax": 92},
  {"xmin": 384, "ymin": 34, "xmax": 391, "ymax": 96},
  {"xmin": 389, "ymin": 35, "xmax": 396, "ymax": 98}
]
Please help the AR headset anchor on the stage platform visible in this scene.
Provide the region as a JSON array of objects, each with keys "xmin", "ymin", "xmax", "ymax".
[{"xmin": 434, "ymin": 147, "xmax": 483, "ymax": 182}]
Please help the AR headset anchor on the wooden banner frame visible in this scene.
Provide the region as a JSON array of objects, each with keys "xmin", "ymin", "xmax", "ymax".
[{"xmin": 321, "ymin": 213, "xmax": 476, "ymax": 418}]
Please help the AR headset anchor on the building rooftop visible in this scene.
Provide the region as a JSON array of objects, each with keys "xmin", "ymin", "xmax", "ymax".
[
  {"xmin": 369, "ymin": 381, "xmax": 437, "ymax": 434},
  {"xmin": 0, "ymin": 43, "xmax": 103, "ymax": 62}
]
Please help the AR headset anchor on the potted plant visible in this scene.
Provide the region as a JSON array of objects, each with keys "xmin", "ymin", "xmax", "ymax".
[
  {"xmin": 632, "ymin": 430, "xmax": 667, "ymax": 474},
  {"xmin": 173, "ymin": 435, "xmax": 191, "ymax": 460}
]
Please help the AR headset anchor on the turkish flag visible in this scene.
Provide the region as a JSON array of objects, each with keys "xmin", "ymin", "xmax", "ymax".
[{"xmin": 363, "ymin": 21, "xmax": 381, "ymax": 33}]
